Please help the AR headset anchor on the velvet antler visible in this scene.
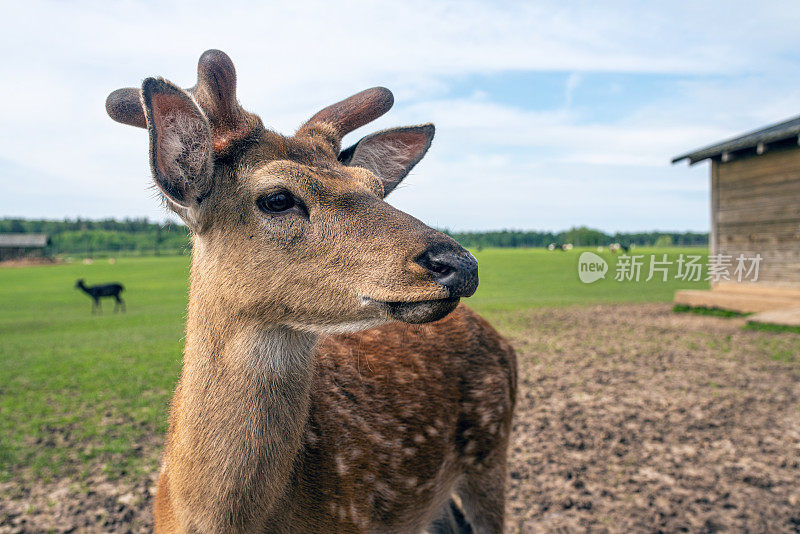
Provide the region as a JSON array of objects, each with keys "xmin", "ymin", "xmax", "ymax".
[
  {"xmin": 297, "ymin": 86, "xmax": 394, "ymax": 140},
  {"xmin": 105, "ymin": 50, "xmax": 261, "ymax": 154}
]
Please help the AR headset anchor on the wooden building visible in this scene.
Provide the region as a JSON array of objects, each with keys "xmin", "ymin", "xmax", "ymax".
[
  {"xmin": 672, "ymin": 115, "xmax": 800, "ymax": 321},
  {"xmin": 0, "ymin": 233, "xmax": 50, "ymax": 262}
]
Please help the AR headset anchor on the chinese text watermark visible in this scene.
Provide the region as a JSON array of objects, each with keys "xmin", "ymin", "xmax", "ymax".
[{"xmin": 578, "ymin": 253, "xmax": 762, "ymax": 284}]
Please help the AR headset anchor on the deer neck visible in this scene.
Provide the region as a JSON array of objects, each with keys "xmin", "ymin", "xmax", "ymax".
[{"xmin": 171, "ymin": 264, "xmax": 319, "ymax": 519}]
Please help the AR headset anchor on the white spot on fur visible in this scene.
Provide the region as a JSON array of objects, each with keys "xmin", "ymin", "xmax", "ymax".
[
  {"xmin": 417, "ymin": 480, "xmax": 435, "ymax": 493},
  {"xmin": 335, "ymin": 454, "xmax": 349, "ymax": 475},
  {"xmin": 375, "ymin": 480, "xmax": 398, "ymax": 501}
]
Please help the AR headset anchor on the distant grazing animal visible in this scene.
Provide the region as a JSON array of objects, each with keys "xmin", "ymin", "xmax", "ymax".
[
  {"xmin": 105, "ymin": 50, "xmax": 516, "ymax": 533},
  {"xmin": 74, "ymin": 279, "xmax": 125, "ymax": 313}
]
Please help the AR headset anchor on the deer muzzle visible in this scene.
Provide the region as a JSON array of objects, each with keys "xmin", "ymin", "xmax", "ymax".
[{"xmin": 414, "ymin": 244, "xmax": 479, "ymax": 298}]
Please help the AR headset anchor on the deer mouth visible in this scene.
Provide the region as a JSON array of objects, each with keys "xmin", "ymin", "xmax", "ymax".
[{"xmin": 362, "ymin": 296, "xmax": 460, "ymax": 324}]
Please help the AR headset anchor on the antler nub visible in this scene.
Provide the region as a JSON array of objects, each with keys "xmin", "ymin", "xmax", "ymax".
[
  {"xmin": 105, "ymin": 50, "xmax": 261, "ymax": 154},
  {"xmin": 106, "ymin": 87, "xmax": 147, "ymax": 128},
  {"xmin": 299, "ymin": 87, "xmax": 394, "ymax": 140},
  {"xmin": 106, "ymin": 50, "xmax": 393, "ymax": 153},
  {"xmin": 191, "ymin": 50, "xmax": 261, "ymax": 153}
]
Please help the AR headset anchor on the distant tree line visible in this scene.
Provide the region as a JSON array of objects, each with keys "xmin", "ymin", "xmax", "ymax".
[
  {"xmin": 0, "ymin": 219, "xmax": 707, "ymax": 256},
  {"xmin": 443, "ymin": 227, "xmax": 708, "ymax": 249},
  {"xmin": 0, "ymin": 218, "xmax": 190, "ymax": 256}
]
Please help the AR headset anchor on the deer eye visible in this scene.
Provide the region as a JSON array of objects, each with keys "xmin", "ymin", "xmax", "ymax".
[{"xmin": 257, "ymin": 191, "xmax": 296, "ymax": 213}]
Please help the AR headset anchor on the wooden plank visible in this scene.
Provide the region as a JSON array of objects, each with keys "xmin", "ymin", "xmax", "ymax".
[
  {"xmin": 720, "ymin": 161, "xmax": 800, "ymax": 183},
  {"xmin": 718, "ymin": 198, "xmax": 800, "ymax": 216},
  {"xmin": 711, "ymin": 161, "xmax": 719, "ymax": 255},
  {"xmin": 719, "ymin": 169, "xmax": 800, "ymax": 191},
  {"xmin": 756, "ymin": 274, "xmax": 800, "ymax": 284},
  {"xmin": 718, "ymin": 148, "xmax": 800, "ymax": 183},
  {"xmin": 720, "ymin": 176, "xmax": 800, "ymax": 197},
  {"xmin": 716, "ymin": 249, "xmax": 800, "ymax": 262},
  {"xmin": 715, "ymin": 247, "xmax": 800, "ymax": 261},
  {"xmin": 718, "ymin": 177, "xmax": 800, "ymax": 203},
  {"xmin": 674, "ymin": 289, "xmax": 800, "ymax": 313},
  {"xmin": 716, "ymin": 204, "xmax": 800, "ymax": 224},
  {"xmin": 709, "ymin": 245, "xmax": 800, "ymax": 281},
  {"xmin": 712, "ymin": 147, "xmax": 800, "ymax": 287},
  {"xmin": 748, "ymin": 307, "xmax": 800, "ymax": 326},
  {"xmin": 717, "ymin": 213, "xmax": 800, "ymax": 226},
  {"xmin": 718, "ymin": 229, "xmax": 800, "ymax": 242},
  {"xmin": 717, "ymin": 231, "xmax": 800, "ymax": 243},
  {"xmin": 717, "ymin": 219, "xmax": 800, "ymax": 233},
  {"xmin": 715, "ymin": 253, "xmax": 800, "ymax": 266},
  {"xmin": 715, "ymin": 283, "xmax": 800, "ymax": 298}
]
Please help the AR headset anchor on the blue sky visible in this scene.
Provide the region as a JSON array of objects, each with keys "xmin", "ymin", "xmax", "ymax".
[{"xmin": 2, "ymin": 1, "xmax": 800, "ymax": 232}]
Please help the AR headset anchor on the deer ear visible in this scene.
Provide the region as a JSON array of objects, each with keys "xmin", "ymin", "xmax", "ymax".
[
  {"xmin": 141, "ymin": 77, "xmax": 213, "ymax": 222},
  {"xmin": 338, "ymin": 124, "xmax": 434, "ymax": 197}
]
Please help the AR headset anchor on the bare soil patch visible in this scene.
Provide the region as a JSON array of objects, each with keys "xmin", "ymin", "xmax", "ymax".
[
  {"xmin": 0, "ymin": 474, "xmax": 155, "ymax": 534},
  {"xmin": 2, "ymin": 303, "xmax": 799, "ymax": 532},
  {"xmin": 504, "ymin": 303, "xmax": 800, "ymax": 533},
  {"xmin": 0, "ymin": 257, "xmax": 60, "ymax": 268}
]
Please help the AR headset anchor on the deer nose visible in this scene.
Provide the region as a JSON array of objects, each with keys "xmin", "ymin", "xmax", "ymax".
[{"xmin": 415, "ymin": 244, "xmax": 479, "ymax": 298}]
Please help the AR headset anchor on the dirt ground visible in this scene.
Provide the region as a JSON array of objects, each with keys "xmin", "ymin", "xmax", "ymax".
[
  {"xmin": 0, "ymin": 257, "xmax": 59, "ymax": 268},
  {"xmin": 2, "ymin": 303, "xmax": 799, "ymax": 533}
]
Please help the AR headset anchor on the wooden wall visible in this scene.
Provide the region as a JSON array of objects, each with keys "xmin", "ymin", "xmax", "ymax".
[{"xmin": 714, "ymin": 148, "xmax": 800, "ymax": 287}]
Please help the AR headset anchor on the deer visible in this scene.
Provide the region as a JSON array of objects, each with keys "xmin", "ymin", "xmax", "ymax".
[
  {"xmin": 74, "ymin": 279, "xmax": 125, "ymax": 313},
  {"xmin": 105, "ymin": 50, "xmax": 517, "ymax": 534}
]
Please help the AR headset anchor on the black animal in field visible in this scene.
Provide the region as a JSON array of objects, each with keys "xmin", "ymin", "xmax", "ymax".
[{"xmin": 75, "ymin": 279, "xmax": 126, "ymax": 313}]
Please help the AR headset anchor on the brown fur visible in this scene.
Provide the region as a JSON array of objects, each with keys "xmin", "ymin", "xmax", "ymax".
[
  {"xmin": 295, "ymin": 307, "xmax": 517, "ymax": 533},
  {"xmin": 107, "ymin": 50, "xmax": 517, "ymax": 533}
]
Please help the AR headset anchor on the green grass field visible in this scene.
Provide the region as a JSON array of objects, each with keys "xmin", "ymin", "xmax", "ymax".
[
  {"xmin": 0, "ymin": 247, "xmax": 708, "ymax": 483},
  {"xmin": 470, "ymin": 247, "xmax": 709, "ymax": 312}
]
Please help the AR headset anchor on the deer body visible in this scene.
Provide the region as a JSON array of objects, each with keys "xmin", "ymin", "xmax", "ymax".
[
  {"xmin": 74, "ymin": 279, "xmax": 125, "ymax": 313},
  {"xmin": 157, "ymin": 297, "xmax": 514, "ymax": 533},
  {"xmin": 107, "ymin": 50, "xmax": 516, "ymax": 533}
]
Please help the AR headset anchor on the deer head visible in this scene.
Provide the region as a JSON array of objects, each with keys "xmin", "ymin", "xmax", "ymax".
[{"xmin": 106, "ymin": 50, "xmax": 477, "ymax": 332}]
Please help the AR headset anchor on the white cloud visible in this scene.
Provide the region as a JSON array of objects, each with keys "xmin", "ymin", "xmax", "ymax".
[
  {"xmin": 1, "ymin": 0, "xmax": 799, "ymax": 230},
  {"xmin": 564, "ymin": 73, "xmax": 582, "ymax": 109}
]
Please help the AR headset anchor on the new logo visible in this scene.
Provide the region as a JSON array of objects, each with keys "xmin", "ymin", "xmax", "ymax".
[{"xmin": 578, "ymin": 252, "xmax": 608, "ymax": 284}]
